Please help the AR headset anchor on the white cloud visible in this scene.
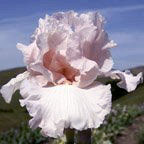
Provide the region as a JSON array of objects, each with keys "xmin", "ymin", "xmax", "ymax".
[
  {"xmin": 99, "ymin": 4, "xmax": 144, "ymax": 15},
  {"xmin": 0, "ymin": 14, "xmax": 40, "ymax": 70},
  {"xmin": 110, "ymin": 31, "xmax": 144, "ymax": 69},
  {"xmin": 110, "ymin": 32, "xmax": 144, "ymax": 49}
]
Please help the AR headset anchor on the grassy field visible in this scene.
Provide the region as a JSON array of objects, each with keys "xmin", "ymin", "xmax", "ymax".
[
  {"xmin": 0, "ymin": 67, "xmax": 29, "ymax": 132},
  {"xmin": 0, "ymin": 66, "xmax": 144, "ymax": 133},
  {"xmin": 113, "ymin": 83, "xmax": 144, "ymax": 106}
]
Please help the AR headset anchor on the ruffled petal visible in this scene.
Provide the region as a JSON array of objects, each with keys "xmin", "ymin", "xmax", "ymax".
[
  {"xmin": 0, "ymin": 71, "xmax": 29, "ymax": 103},
  {"xmin": 59, "ymin": 48, "xmax": 99, "ymax": 87},
  {"xmin": 17, "ymin": 41, "xmax": 40, "ymax": 65},
  {"xmin": 106, "ymin": 70, "xmax": 143, "ymax": 92},
  {"xmin": 81, "ymin": 12, "xmax": 116, "ymax": 74},
  {"xmin": 72, "ymin": 58, "xmax": 99, "ymax": 88},
  {"xmin": 29, "ymin": 62, "xmax": 66, "ymax": 84},
  {"xmin": 53, "ymin": 11, "xmax": 86, "ymax": 32},
  {"xmin": 31, "ymin": 75, "xmax": 48, "ymax": 87},
  {"xmin": 19, "ymin": 78, "xmax": 112, "ymax": 138},
  {"xmin": 17, "ymin": 11, "xmax": 117, "ymax": 85}
]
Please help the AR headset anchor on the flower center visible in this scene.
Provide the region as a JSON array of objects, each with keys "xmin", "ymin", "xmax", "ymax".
[{"xmin": 43, "ymin": 50, "xmax": 79, "ymax": 83}]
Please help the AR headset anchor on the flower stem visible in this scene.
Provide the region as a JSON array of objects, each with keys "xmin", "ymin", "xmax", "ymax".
[
  {"xmin": 77, "ymin": 129, "xmax": 91, "ymax": 144},
  {"xmin": 65, "ymin": 128, "xmax": 75, "ymax": 144}
]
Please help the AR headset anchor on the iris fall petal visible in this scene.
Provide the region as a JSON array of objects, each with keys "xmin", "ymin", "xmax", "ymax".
[{"xmin": 0, "ymin": 71, "xmax": 29, "ymax": 103}]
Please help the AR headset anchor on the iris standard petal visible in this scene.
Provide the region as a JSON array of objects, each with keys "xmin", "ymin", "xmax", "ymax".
[{"xmin": 17, "ymin": 42, "xmax": 40, "ymax": 65}]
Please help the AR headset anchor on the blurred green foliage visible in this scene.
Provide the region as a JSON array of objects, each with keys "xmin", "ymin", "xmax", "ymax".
[
  {"xmin": 0, "ymin": 104, "xmax": 143, "ymax": 144},
  {"xmin": 0, "ymin": 123, "xmax": 50, "ymax": 144}
]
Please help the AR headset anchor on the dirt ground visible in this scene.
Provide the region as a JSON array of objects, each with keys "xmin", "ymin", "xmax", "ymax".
[{"xmin": 115, "ymin": 115, "xmax": 144, "ymax": 144}]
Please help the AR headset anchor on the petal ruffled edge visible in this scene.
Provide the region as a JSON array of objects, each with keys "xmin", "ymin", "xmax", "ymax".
[
  {"xmin": 17, "ymin": 41, "xmax": 40, "ymax": 65},
  {"xmin": 71, "ymin": 58, "xmax": 99, "ymax": 88},
  {"xmin": 0, "ymin": 71, "xmax": 29, "ymax": 103},
  {"xmin": 105, "ymin": 70, "xmax": 143, "ymax": 92},
  {"xmin": 19, "ymin": 78, "xmax": 112, "ymax": 138}
]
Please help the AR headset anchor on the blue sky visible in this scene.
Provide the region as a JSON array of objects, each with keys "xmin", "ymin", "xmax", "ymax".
[{"xmin": 0, "ymin": 0, "xmax": 144, "ymax": 70}]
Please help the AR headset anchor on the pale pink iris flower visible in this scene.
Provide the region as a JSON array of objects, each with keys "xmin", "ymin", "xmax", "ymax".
[{"xmin": 0, "ymin": 11, "xmax": 143, "ymax": 138}]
